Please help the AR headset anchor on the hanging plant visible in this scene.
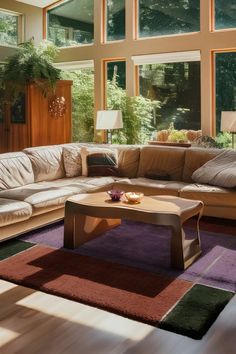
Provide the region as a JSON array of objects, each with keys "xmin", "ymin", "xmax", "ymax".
[{"xmin": 0, "ymin": 39, "xmax": 61, "ymax": 103}]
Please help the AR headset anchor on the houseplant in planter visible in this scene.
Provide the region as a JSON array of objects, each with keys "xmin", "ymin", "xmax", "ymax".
[
  {"xmin": 0, "ymin": 39, "xmax": 61, "ymax": 103},
  {"xmin": 0, "ymin": 39, "xmax": 73, "ymax": 152}
]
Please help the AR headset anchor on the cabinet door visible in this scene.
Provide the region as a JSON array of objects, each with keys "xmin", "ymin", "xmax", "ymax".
[
  {"xmin": 0, "ymin": 103, "xmax": 9, "ymax": 153},
  {"xmin": 29, "ymin": 80, "xmax": 72, "ymax": 147},
  {"xmin": 8, "ymin": 92, "xmax": 30, "ymax": 152}
]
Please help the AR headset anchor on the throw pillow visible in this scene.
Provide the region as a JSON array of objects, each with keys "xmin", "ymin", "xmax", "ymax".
[
  {"xmin": 81, "ymin": 146, "xmax": 119, "ymax": 177},
  {"xmin": 192, "ymin": 150, "xmax": 236, "ymax": 188},
  {"xmin": 62, "ymin": 146, "xmax": 82, "ymax": 178}
]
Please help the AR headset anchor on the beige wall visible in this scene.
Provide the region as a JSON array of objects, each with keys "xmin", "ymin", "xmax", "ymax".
[
  {"xmin": 55, "ymin": 0, "xmax": 236, "ymax": 136},
  {"xmin": 0, "ymin": 0, "xmax": 43, "ymax": 61}
]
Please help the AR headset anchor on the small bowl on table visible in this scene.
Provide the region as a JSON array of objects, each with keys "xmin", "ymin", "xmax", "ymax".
[
  {"xmin": 107, "ymin": 189, "xmax": 124, "ymax": 202},
  {"xmin": 125, "ymin": 192, "xmax": 144, "ymax": 204}
]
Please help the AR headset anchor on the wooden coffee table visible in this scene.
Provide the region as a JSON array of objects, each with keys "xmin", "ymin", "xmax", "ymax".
[{"xmin": 64, "ymin": 193, "xmax": 204, "ymax": 269}]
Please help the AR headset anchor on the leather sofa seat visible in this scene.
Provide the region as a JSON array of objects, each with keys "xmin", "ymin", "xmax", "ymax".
[
  {"xmin": 179, "ymin": 184, "xmax": 236, "ymax": 207},
  {"xmin": 114, "ymin": 178, "xmax": 188, "ymax": 196},
  {"xmin": 0, "ymin": 198, "xmax": 32, "ymax": 227},
  {"xmin": 0, "ymin": 177, "xmax": 117, "ymax": 216}
]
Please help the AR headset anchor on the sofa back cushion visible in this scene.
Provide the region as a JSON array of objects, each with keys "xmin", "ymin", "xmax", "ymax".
[
  {"xmin": 138, "ymin": 146, "xmax": 186, "ymax": 180},
  {"xmin": 182, "ymin": 147, "xmax": 222, "ymax": 182},
  {"xmin": 24, "ymin": 145, "xmax": 65, "ymax": 182},
  {"xmin": 0, "ymin": 152, "xmax": 34, "ymax": 190},
  {"xmin": 116, "ymin": 146, "xmax": 140, "ymax": 178}
]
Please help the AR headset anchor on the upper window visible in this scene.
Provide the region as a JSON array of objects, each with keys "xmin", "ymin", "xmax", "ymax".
[
  {"xmin": 134, "ymin": 51, "xmax": 201, "ymax": 132},
  {"xmin": 215, "ymin": 1, "xmax": 236, "ymax": 30},
  {"xmin": 215, "ymin": 52, "xmax": 236, "ymax": 134},
  {"xmin": 106, "ymin": 0, "xmax": 125, "ymax": 42},
  {"xmin": 138, "ymin": 0, "xmax": 200, "ymax": 38},
  {"xmin": 0, "ymin": 10, "xmax": 19, "ymax": 46},
  {"xmin": 47, "ymin": 0, "xmax": 94, "ymax": 47}
]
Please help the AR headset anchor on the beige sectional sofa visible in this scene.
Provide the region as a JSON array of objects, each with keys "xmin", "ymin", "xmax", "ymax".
[{"xmin": 0, "ymin": 143, "xmax": 235, "ymax": 242}]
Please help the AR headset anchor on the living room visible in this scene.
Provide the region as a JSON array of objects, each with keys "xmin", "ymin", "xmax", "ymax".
[{"xmin": 0, "ymin": 0, "xmax": 236, "ymax": 353}]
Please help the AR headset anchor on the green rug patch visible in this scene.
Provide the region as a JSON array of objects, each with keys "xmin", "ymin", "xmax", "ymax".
[
  {"xmin": 0, "ymin": 240, "xmax": 34, "ymax": 261},
  {"xmin": 159, "ymin": 284, "xmax": 234, "ymax": 339}
]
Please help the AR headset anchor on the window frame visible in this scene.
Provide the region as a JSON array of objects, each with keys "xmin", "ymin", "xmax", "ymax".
[
  {"xmin": 103, "ymin": 57, "xmax": 126, "ymax": 108},
  {"xmin": 136, "ymin": 0, "xmax": 201, "ymax": 40},
  {"xmin": 44, "ymin": 0, "xmax": 95, "ymax": 49},
  {"xmin": 212, "ymin": 49, "xmax": 236, "ymax": 135},
  {"xmin": 0, "ymin": 8, "xmax": 24, "ymax": 47},
  {"xmin": 213, "ymin": 0, "xmax": 236, "ymax": 32}
]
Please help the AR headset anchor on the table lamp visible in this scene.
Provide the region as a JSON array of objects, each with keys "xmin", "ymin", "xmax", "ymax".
[
  {"xmin": 221, "ymin": 111, "xmax": 236, "ymax": 148},
  {"xmin": 96, "ymin": 110, "xmax": 123, "ymax": 144}
]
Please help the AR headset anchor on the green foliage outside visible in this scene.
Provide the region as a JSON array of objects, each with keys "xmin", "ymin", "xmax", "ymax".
[
  {"xmin": 215, "ymin": 132, "xmax": 232, "ymax": 148},
  {"xmin": 61, "ymin": 68, "xmax": 160, "ymax": 144},
  {"xmin": 0, "ymin": 12, "xmax": 18, "ymax": 46},
  {"xmin": 61, "ymin": 69, "xmax": 95, "ymax": 142},
  {"xmin": 107, "ymin": 79, "xmax": 160, "ymax": 144}
]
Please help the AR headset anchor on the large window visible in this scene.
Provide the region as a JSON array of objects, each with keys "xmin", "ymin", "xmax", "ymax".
[
  {"xmin": 47, "ymin": 0, "xmax": 94, "ymax": 47},
  {"xmin": 215, "ymin": 52, "xmax": 236, "ymax": 134},
  {"xmin": 61, "ymin": 66, "xmax": 94, "ymax": 142},
  {"xmin": 106, "ymin": 0, "xmax": 125, "ymax": 42},
  {"xmin": 0, "ymin": 10, "xmax": 19, "ymax": 46},
  {"xmin": 136, "ymin": 52, "xmax": 201, "ymax": 131},
  {"xmin": 215, "ymin": 1, "xmax": 236, "ymax": 30},
  {"xmin": 138, "ymin": 0, "xmax": 200, "ymax": 38}
]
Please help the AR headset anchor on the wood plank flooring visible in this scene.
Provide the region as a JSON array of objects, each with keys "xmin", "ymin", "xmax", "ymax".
[{"xmin": 0, "ymin": 280, "xmax": 235, "ymax": 354}]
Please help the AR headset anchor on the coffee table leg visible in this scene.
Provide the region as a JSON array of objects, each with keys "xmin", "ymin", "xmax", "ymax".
[
  {"xmin": 64, "ymin": 207, "xmax": 121, "ymax": 248},
  {"xmin": 170, "ymin": 213, "xmax": 202, "ymax": 269}
]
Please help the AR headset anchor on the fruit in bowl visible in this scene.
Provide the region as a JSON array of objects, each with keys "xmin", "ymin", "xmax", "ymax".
[
  {"xmin": 107, "ymin": 189, "xmax": 124, "ymax": 202},
  {"xmin": 125, "ymin": 192, "xmax": 144, "ymax": 204}
]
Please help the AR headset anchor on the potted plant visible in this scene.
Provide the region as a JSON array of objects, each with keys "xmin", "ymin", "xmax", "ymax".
[{"xmin": 0, "ymin": 39, "xmax": 61, "ymax": 103}]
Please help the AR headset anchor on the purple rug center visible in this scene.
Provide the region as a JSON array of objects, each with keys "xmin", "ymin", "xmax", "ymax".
[{"xmin": 20, "ymin": 220, "xmax": 236, "ymax": 292}]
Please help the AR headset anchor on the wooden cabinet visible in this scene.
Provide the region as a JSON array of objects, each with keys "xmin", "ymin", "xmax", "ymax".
[{"xmin": 0, "ymin": 80, "xmax": 72, "ymax": 153}]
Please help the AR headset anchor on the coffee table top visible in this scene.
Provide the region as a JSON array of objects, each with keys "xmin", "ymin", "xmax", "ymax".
[{"xmin": 67, "ymin": 193, "xmax": 203, "ymax": 223}]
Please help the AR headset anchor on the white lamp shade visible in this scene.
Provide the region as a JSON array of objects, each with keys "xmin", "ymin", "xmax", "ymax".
[
  {"xmin": 96, "ymin": 110, "xmax": 123, "ymax": 130},
  {"xmin": 221, "ymin": 111, "xmax": 236, "ymax": 132}
]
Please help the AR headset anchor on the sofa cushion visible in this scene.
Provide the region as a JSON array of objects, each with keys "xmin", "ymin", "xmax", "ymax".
[
  {"xmin": 0, "ymin": 176, "xmax": 115, "ymax": 215},
  {"xmin": 62, "ymin": 145, "xmax": 82, "ymax": 178},
  {"xmin": 0, "ymin": 152, "xmax": 34, "ymax": 190},
  {"xmin": 138, "ymin": 146, "xmax": 186, "ymax": 181},
  {"xmin": 192, "ymin": 150, "xmax": 236, "ymax": 188},
  {"xmin": 182, "ymin": 148, "xmax": 222, "ymax": 182},
  {"xmin": 179, "ymin": 184, "xmax": 236, "ymax": 207},
  {"xmin": 0, "ymin": 198, "xmax": 32, "ymax": 227},
  {"xmin": 87, "ymin": 151, "xmax": 119, "ymax": 177},
  {"xmin": 116, "ymin": 146, "xmax": 140, "ymax": 178},
  {"xmin": 114, "ymin": 178, "xmax": 187, "ymax": 196},
  {"xmin": 81, "ymin": 146, "xmax": 118, "ymax": 176},
  {"xmin": 24, "ymin": 145, "xmax": 65, "ymax": 182}
]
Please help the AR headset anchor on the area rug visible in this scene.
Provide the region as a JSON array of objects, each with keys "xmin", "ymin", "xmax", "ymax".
[
  {"xmin": 0, "ymin": 243, "xmax": 233, "ymax": 339},
  {"xmin": 20, "ymin": 219, "xmax": 236, "ymax": 291},
  {"xmin": 0, "ymin": 218, "xmax": 235, "ymax": 339}
]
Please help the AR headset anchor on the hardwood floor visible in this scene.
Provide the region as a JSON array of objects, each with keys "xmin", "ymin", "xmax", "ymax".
[{"xmin": 0, "ymin": 280, "xmax": 235, "ymax": 354}]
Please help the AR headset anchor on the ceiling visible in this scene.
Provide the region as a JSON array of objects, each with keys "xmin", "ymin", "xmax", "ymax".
[{"xmin": 15, "ymin": 0, "xmax": 57, "ymax": 8}]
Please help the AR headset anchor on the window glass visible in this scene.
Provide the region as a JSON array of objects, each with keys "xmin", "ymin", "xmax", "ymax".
[
  {"xmin": 139, "ymin": 61, "xmax": 201, "ymax": 131},
  {"xmin": 47, "ymin": 0, "xmax": 94, "ymax": 47},
  {"xmin": 106, "ymin": 0, "xmax": 125, "ymax": 41},
  {"xmin": 139, "ymin": 0, "xmax": 200, "ymax": 38},
  {"xmin": 0, "ymin": 11, "xmax": 18, "ymax": 46},
  {"xmin": 215, "ymin": 0, "xmax": 236, "ymax": 30},
  {"xmin": 61, "ymin": 68, "xmax": 95, "ymax": 142},
  {"xmin": 107, "ymin": 61, "xmax": 126, "ymax": 89},
  {"xmin": 215, "ymin": 52, "xmax": 236, "ymax": 134}
]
